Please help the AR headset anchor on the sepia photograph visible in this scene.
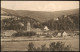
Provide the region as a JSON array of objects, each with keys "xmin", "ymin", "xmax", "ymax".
[{"xmin": 1, "ymin": 1, "xmax": 79, "ymax": 51}]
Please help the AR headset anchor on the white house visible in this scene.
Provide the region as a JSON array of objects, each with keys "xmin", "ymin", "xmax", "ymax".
[
  {"xmin": 57, "ymin": 33, "xmax": 61, "ymax": 37},
  {"xmin": 57, "ymin": 31, "xmax": 68, "ymax": 37},
  {"xmin": 44, "ymin": 26, "xmax": 49, "ymax": 31},
  {"xmin": 62, "ymin": 31, "xmax": 68, "ymax": 37},
  {"xmin": 55, "ymin": 18, "xmax": 59, "ymax": 20}
]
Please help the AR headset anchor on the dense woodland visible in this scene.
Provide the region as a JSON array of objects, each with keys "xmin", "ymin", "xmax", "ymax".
[
  {"xmin": 1, "ymin": 8, "xmax": 79, "ymax": 31},
  {"xmin": 1, "ymin": 14, "xmax": 79, "ymax": 31},
  {"xmin": 43, "ymin": 14, "xmax": 79, "ymax": 31}
]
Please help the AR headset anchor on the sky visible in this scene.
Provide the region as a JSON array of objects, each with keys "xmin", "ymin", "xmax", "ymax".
[{"xmin": 1, "ymin": 1, "xmax": 79, "ymax": 11}]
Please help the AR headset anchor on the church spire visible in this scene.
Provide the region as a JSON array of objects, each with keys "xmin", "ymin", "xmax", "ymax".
[{"xmin": 27, "ymin": 22, "xmax": 31, "ymax": 32}]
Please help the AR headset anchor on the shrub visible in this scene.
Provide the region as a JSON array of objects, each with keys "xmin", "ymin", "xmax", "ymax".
[
  {"xmin": 27, "ymin": 41, "xmax": 71, "ymax": 51},
  {"xmin": 12, "ymin": 31, "xmax": 36, "ymax": 37},
  {"xmin": 45, "ymin": 35, "xmax": 52, "ymax": 38},
  {"xmin": 27, "ymin": 42, "xmax": 36, "ymax": 51},
  {"xmin": 49, "ymin": 42, "xmax": 56, "ymax": 51},
  {"xmin": 36, "ymin": 47, "xmax": 41, "ymax": 51},
  {"xmin": 49, "ymin": 42, "xmax": 71, "ymax": 51},
  {"xmin": 41, "ymin": 44, "xmax": 48, "ymax": 51},
  {"xmin": 12, "ymin": 32, "xmax": 22, "ymax": 37},
  {"xmin": 52, "ymin": 32, "xmax": 58, "ymax": 37}
]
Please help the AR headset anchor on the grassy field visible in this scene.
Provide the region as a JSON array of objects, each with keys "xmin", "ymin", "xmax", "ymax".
[{"xmin": 1, "ymin": 36, "xmax": 79, "ymax": 51}]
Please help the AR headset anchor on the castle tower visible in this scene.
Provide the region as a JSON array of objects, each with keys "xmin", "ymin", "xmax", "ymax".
[{"xmin": 27, "ymin": 22, "xmax": 31, "ymax": 32}]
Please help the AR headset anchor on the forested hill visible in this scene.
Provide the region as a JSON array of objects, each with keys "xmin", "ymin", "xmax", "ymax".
[
  {"xmin": 1, "ymin": 8, "xmax": 79, "ymax": 31},
  {"xmin": 1, "ymin": 8, "xmax": 79, "ymax": 23}
]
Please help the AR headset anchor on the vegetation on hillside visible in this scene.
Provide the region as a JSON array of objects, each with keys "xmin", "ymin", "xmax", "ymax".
[
  {"xmin": 1, "ymin": 8, "xmax": 79, "ymax": 23},
  {"xmin": 43, "ymin": 14, "xmax": 79, "ymax": 31},
  {"xmin": 12, "ymin": 31, "xmax": 36, "ymax": 37},
  {"xmin": 1, "ymin": 8, "xmax": 79, "ymax": 31},
  {"xmin": 1, "ymin": 14, "xmax": 79, "ymax": 31},
  {"xmin": 1, "ymin": 17, "xmax": 43, "ymax": 30}
]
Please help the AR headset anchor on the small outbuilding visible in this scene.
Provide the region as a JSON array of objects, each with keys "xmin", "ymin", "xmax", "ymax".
[
  {"xmin": 44, "ymin": 26, "xmax": 49, "ymax": 31},
  {"xmin": 57, "ymin": 33, "xmax": 61, "ymax": 37},
  {"xmin": 62, "ymin": 31, "xmax": 68, "ymax": 37},
  {"xmin": 57, "ymin": 31, "xmax": 68, "ymax": 37}
]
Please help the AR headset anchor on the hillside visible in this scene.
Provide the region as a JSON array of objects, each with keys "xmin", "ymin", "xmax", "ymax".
[
  {"xmin": 16, "ymin": 9, "xmax": 79, "ymax": 23},
  {"xmin": 43, "ymin": 14, "xmax": 79, "ymax": 31},
  {"xmin": 1, "ymin": 8, "xmax": 79, "ymax": 23},
  {"xmin": 1, "ymin": 8, "xmax": 79, "ymax": 31}
]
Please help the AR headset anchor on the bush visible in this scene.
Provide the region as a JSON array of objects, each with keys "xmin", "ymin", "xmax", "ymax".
[
  {"xmin": 41, "ymin": 44, "xmax": 48, "ymax": 51},
  {"xmin": 52, "ymin": 32, "xmax": 58, "ymax": 37},
  {"xmin": 49, "ymin": 42, "xmax": 71, "ymax": 51},
  {"xmin": 27, "ymin": 41, "xmax": 71, "ymax": 51},
  {"xmin": 27, "ymin": 42, "xmax": 36, "ymax": 51},
  {"xmin": 45, "ymin": 35, "xmax": 52, "ymax": 38},
  {"xmin": 12, "ymin": 31, "xmax": 36, "ymax": 37},
  {"xmin": 27, "ymin": 43, "xmax": 48, "ymax": 51}
]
